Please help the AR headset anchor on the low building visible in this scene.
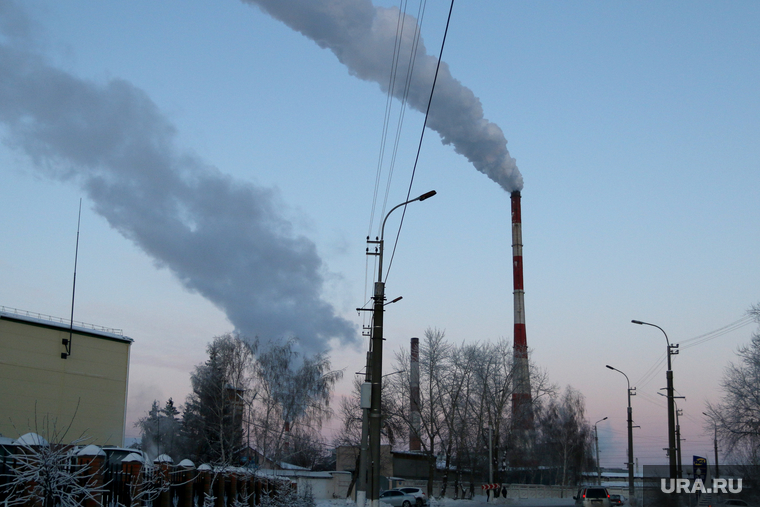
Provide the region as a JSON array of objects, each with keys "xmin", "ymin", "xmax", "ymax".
[{"xmin": 0, "ymin": 306, "xmax": 132, "ymax": 446}]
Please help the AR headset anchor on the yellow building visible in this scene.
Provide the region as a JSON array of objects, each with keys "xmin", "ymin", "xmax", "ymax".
[{"xmin": 0, "ymin": 307, "xmax": 132, "ymax": 446}]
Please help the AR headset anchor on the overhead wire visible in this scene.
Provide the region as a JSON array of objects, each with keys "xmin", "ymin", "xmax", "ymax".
[
  {"xmin": 385, "ymin": 0, "xmax": 454, "ymax": 282},
  {"xmin": 363, "ymin": 0, "xmax": 410, "ymax": 329},
  {"xmin": 633, "ymin": 315, "xmax": 755, "ymax": 390},
  {"xmin": 379, "ymin": 0, "xmax": 427, "ymax": 228},
  {"xmin": 369, "ymin": 1, "xmax": 407, "ymax": 237}
]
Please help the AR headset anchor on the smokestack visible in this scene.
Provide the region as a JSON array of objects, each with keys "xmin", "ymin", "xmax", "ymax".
[
  {"xmin": 511, "ymin": 191, "xmax": 533, "ymax": 429},
  {"xmin": 410, "ymin": 337, "xmax": 421, "ymax": 451}
]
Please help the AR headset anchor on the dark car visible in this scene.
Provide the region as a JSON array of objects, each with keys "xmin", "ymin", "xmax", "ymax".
[{"xmin": 609, "ymin": 494, "xmax": 625, "ymax": 506}]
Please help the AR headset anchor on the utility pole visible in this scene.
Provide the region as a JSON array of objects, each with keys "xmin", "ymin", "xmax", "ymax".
[
  {"xmin": 365, "ymin": 190, "xmax": 436, "ymax": 507},
  {"xmin": 606, "ymin": 365, "xmax": 636, "ymax": 502},
  {"xmin": 632, "ymin": 320, "xmax": 678, "ymax": 479},
  {"xmin": 356, "ymin": 351, "xmax": 371, "ymax": 506},
  {"xmin": 714, "ymin": 422, "xmax": 720, "ymax": 479},
  {"xmin": 675, "ymin": 407, "xmax": 683, "ymax": 479},
  {"xmin": 594, "ymin": 417, "xmax": 607, "ymax": 485},
  {"xmin": 703, "ymin": 412, "xmax": 719, "ymax": 479}
]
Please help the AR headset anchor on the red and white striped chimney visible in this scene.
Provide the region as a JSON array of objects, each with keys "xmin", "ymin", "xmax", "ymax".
[
  {"xmin": 410, "ymin": 337, "xmax": 421, "ymax": 451},
  {"xmin": 511, "ymin": 191, "xmax": 533, "ymax": 429}
]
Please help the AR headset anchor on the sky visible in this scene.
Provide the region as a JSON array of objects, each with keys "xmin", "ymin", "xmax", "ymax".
[{"xmin": 1, "ymin": 0, "xmax": 759, "ymax": 468}]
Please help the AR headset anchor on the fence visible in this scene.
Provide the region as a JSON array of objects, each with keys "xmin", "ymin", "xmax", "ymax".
[{"xmin": 0, "ymin": 444, "xmax": 290, "ymax": 507}]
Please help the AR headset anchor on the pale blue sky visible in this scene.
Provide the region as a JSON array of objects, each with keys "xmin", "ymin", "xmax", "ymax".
[{"xmin": 1, "ymin": 1, "xmax": 758, "ymax": 466}]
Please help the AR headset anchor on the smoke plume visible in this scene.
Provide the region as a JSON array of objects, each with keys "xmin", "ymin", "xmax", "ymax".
[
  {"xmin": 245, "ymin": 0, "xmax": 523, "ymax": 192},
  {"xmin": 0, "ymin": 1, "xmax": 356, "ymax": 354}
]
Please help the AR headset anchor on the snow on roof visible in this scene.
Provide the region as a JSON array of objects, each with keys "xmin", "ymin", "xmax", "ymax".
[
  {"xmin": 257, "ymin": 469, "xmax": 333, "ymax": 479},
  {"xmin": 154, "ymin": 454, "xmax": 173, "ymax": 464},
  {"xmin": 16, "ymin": 432, "xmax": 48, "ymax": 446},
  {"xmin": 198, "ymin": 463, "xmax": 212, "ymax": 471},
  {"xmin": 77, "ymin": 444, "xmax": 106, "ymax": 457},
  {"xmin": 279, "ymin": 461, "xmax": 310, "ymax": 470},
  {"xmin": 121, "ymin": 452, "xmax": 145, "ymax": 463},
  {"xmin": 0, "ymin": 306, "xmax": 132, "ymax": 343},
  {"xmin": 0, "ymin": 436, "xmax": 16, "ymax": 446},
  {"xmin": 177, "ymin": 459, "xmax": 195, "ymax": 469}
]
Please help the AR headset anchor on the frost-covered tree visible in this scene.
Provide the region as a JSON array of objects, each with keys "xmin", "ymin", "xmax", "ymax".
[
  {"xmin": 251, "ymin": 338, "xmax": 342, "ymax": 466},
  {"xmin": 182, "ymin": 333, "xmax": 255, "ymax": 463},
  {"xmin": 704, "ymin": 303, "xmax": 760, "ymax": 463},
  {"xmin": 259, "ymin": 482, "xmax": 315, "ymax": 507},
  {"xmin": 534, "ymin": 386, "xmax": 594, "ymax": 485},
  {"xmin": 0, "ymin": 428, "xmax": 106, "ymax": 507},
  {"xmin": 118, "ymin": 461, "xmax": 172, "ymax": 507}
]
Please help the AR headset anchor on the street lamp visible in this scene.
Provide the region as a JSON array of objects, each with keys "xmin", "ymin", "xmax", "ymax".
[
  {"xmin": 606, "ymin": 365, "xmax": 636, "ymax": 501},
  {"xmin": 594, "ymin": 417, "xmax": 608, "ymax": 485},
  {"xmin": 632, "ymin": 319, "xmax": 679, "ymax": 479},
  {"xmin": 366, "ymin": 190, "xmax": 436, "ymax": 507},
  {"xmin": 702, "ymin": 412, "xmax": 719, "ymax": 478}
]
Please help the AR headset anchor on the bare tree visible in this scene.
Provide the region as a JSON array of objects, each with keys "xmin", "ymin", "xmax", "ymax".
[
  {"xmin": 704, "ymin": 304, "xmax": 760, "ymax": 462},
  {"xmin": 534, "ymin": 386, "xmax": 594, "ymax": 486}
]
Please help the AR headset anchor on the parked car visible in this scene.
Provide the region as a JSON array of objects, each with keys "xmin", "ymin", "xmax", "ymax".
[
  {"xmin": 379, "ymin": 489, "xmax": 417, "ymax": 507},
  {"xmin": 397, "ymin": 487, "xmax": 427, "ymax": 506},
  {"xmin": 609, "ymin": 494, "xmax": 625, "ymax": 506},
  {"xmin": 574, "ymin": 486, "xmax": 611, "ymax": 507}
]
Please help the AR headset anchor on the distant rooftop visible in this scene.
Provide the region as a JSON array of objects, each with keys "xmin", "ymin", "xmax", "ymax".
[{"xmin": 0, "ymin": 305, "xmax": 131, "ymax": 342}]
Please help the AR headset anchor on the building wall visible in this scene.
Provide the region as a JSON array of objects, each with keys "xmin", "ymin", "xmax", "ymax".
[{"xmin": 0, "ymin": 315, "xmax": 131, "ymax": 446}]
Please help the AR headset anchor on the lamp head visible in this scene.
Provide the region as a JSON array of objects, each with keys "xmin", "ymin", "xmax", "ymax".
[
  {"xmin": 606, "ymin": 365, "xmax": 614, "ymax": 370},
  {"xmin": 631, "ymin": 320, "xmax": 644, "ymax": 325},
  {"xmin": 417, "ymin": 190, "xmax": 437, "ymax": 201}
]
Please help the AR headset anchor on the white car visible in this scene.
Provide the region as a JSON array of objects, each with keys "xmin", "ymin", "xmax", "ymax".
[
  {"xmin": 397, "ymin": 487, "xmax": 427, "ymax": 506},
  {"xmin": 574, "ymin": 486, "xmax": 611, "ymax": 507},
  {"xmin": 379, "ymin": 490, "xmax": 416, "ymax": 507}
]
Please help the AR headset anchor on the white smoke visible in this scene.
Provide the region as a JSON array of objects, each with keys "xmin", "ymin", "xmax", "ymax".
[
  {"xmin": 0, "ymin": 0, "xmax": 356, "ymax": 354},
  {"xmin": 245, "ymin": 0, "xmax": 523, "ymax": 192}
]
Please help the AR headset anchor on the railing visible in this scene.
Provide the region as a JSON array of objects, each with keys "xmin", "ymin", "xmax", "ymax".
[{"xmin": 0, "ymin": 305, "xmax": 123, "ymax": 336}]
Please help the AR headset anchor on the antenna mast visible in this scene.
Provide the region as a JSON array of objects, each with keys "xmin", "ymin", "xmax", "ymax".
[{"xmin": 62, "ymin": 199, "xmax": 82, "ymax": 359}]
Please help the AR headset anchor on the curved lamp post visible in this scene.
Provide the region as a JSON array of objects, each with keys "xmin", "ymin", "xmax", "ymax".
[
  {"xmin": 607, "ymin": 365, "xmax": 636, "ymax": 500},
  {"xmin": 632, "ymin": 319, "xmax": 679, "ymax": 479},
  {"xmin": 367, "ymin": 190, "xmax": 436, "ymax": 507},
  {"xmin": 594, "ymin": 417, "xmax": 608, "ymax": 485}
]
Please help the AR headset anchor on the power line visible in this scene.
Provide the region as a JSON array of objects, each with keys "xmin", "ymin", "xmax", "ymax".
[{"xmin": 385, "ymin": 0, "xmax": 455, "ymax": 282}]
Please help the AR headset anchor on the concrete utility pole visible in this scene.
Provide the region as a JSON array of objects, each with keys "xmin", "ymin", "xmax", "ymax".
[
  {"xmin": 632, "ymin": 320, "xmax": 679, "ymax": 479},
  {"xmin": 703, "ymin": 412, "xmax": 719, "ymax": 479},
  {"xmin": 594, "ymin": 417, "xmax": 607, "ymax": 485},
  {"xmin": 606, "ymin": 365, "xmax": 636, "ymax": 501},
  {"xmin": 366, "ymin": 190, "xmax": 436, "ymax": 507},
  {"xmin": 675, "ymin": 405, "xmax": 683, "ymax": 479},
  {"xmin": 356, "ymin": 351, "xmax": 371, "ymax": 506}
]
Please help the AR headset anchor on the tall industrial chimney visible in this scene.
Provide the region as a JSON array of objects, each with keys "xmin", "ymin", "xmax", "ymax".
[
  {"xmin": 511, "ymin": 191, "xmax": 533, "ymax": 429},
  {"xmin": 410, "ymin": 337, "xmax": 421, "ymax": 451}
]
